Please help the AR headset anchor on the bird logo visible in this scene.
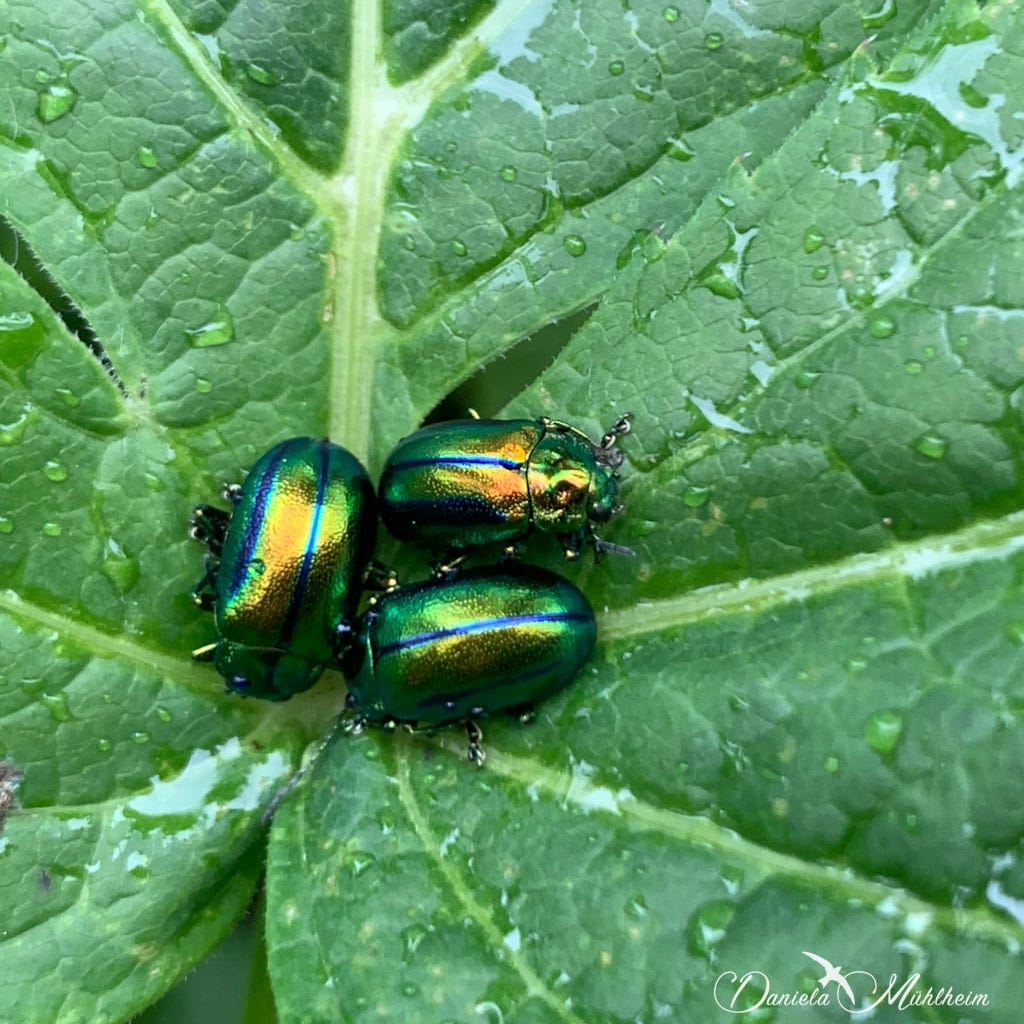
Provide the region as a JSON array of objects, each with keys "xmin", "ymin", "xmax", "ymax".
[{"xmin": 802, "ymin": 951, "xmax": 860, "ymax": 1007}]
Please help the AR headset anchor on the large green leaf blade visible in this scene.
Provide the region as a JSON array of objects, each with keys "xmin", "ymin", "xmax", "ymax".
[
  {"xmin": 267, "ymin": 2, "xmax": 1024, "ymax": 1021},
  {"xmin": 1, "ymin": 0, "xmax": 1022, "ymax": 1022}
]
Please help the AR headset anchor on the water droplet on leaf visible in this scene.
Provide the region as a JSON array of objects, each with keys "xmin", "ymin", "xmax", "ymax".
[
  {"xmin": 563, "ymin": 234, "xmax": 586, "ymax": 257},
  {"xmin": 41, "ymin": 692, "xmax": 71, "ymax": 721},
  {"xmin": 451, "ymin": 239, "xmax": 468, "ymax": 257},
  {"xmin": 43, "ymin": 460, "xmax": 67, "ymax": 482},
  {"xmin": 245, "ymin": 62, "xmax": 279, "ymax": 86},
  {"xmin": 704, "ymin": 32, "xmax": 725, "ymax": 50},
  {"xmin": 869, "ymin": 315, "xmax": 895, "ymax": 338},
  {"xmin": 499, "ymin": 165, "xmax": 517, "ymax": 182},
  {"xmin": 38, "ymin": 81, "xmax": 77, "ymax": 123},
  {"xmin": 914, "ymin": 433, "xmax": 947, "ymax": 459},
  {"xmin": 185, "ymin": 307, "xmax": 235, "ymax": 348},
  {"xmin": 683, "ymin": 485, "xmax": 710, "ymax": 508},
  {"xmin": 865, "ymin": 711, "xmax": 903, "ymax": 755},
  {"xmin": 608, "ymin": 59, "xmax": 625, "ymax": 76},
  {"xmin": 803, "ymin": 227, "xmax": 825, "ymax": 253},
  {"xmin": 136, "ymin": 146, "xmax": 157, "ymax": 168},
  {"xmin": 686, "ymin": 900, "xmax": 735, "ymax": 959}
]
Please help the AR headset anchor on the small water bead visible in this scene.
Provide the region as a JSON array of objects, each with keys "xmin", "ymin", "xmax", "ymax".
[
  {"xmin": 663, "ymin": 5, "xmax": 680, "ymax": 21},
  {"xmin": 915, "ymin": 433, "xmax": 947, "ymax": 459},
  {"xmin": 38, "ymin": 82, "xmax": 77, "ymax": 123},
  {"xmin": 185, "ymin": 307, "xmax": 235, "ymax": 348},
  {"xmin": 869, "ymin": 315, "xmax": 895, "ymax": 338},
  {"xmin": 608, "ymin": 59, "xmax": 625, "ymax": 76},
  {"xmin": 1004, "ymin": 621, "xmax": 1024, "ymax": 647},
  {"xmin": 40, "ymin": 692, "xmax": 71, "ymax": 722},
  {"xmin": 42, "ymin": 522, "xmax": 62, "ymax": 537},
  {"xmin": 195, "ymin": 377, "xmax": 213, "ymax": 393},
  {"xmin": 96, "ymin": 738, "xmax": 112, "ymax": 753},
  {"xmin": 156, "ymin": 706, "xmax": 172, "ymax": 723},
  {"xmin": 245, "ymin": 62, "xmax": 279, "ymax": 86},
  {"xmin": 704, "ymin": 32, "xmax": 725, "ymax": 50},
  {"xmin": 43, "ymin": 460, "xmax": 67, "ymax": 482},
  {"xmin": 563, "ymin": 234, "xmax": 586, "ymax": 257},
  {"xmin": 55, "ymin": 387, "xmax": 79, "ymax": 407},
  {"xmin": 101, "ymin": 540, "xmax": 140, "ymax": 593},
  {"xmin": 922, "ymin": 344, "xmax": 936, "ymax": 359},
  {"xmin": 795, "ymin": 370, "xmax": 820, "ymax": 389},
  {"xmin": 132, "ymin": 731, "xmax": 150, "ymax": 745},
  {"xmin": 861, "ymin": 0, "xmax": 897, "ymax": 29},
  {"xmin": 666, "ymin": 136, "xmax": 694, "ymax": 161},
  {"xmin": 451, "ymin": 239, "xmax": 468, "ymax": 257},
  {"xmin": 812, "ymin": 265, "xmax": 829, "ymax": 280},
  {"xmin": 136, "ymin": 146, "xmax": 157, "ymax": 168},
  {"xmin": 686, "ymin": 900, "xmax": 735, "ymax": 959},
  {"xmin": 0, "ymin": 516, "xmax": 12, "ymax": 534},
  {"xmin": 904, "ymin": 359, "xmax": 923, "ymax": 375},
  {"xmin": 823, "ymin": 755, "xmax": 840, "ymax": 774},
  {"xmin": 683, "ymin": 485, "xmax": 710, "ymax": 508},
  {"xmin": 402, "ymin": 922, "xmax": 428, "ymax": 955},
  {"xmin": 35, "ymin": 69, "xmax": 51, "ymax": 84},
  {"xmin": 499, "ymin": 165, "xmax": 517, "ymax": 182},
  {"xmin": 803, "ymin": 227, "xmax": 825, "ymax": 253},
  {"xmin": 865, "ymin": 711, "xmax": 903, "ymax": 755}
]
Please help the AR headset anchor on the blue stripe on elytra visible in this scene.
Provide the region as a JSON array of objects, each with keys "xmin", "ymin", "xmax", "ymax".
[
  {"xmin": 419, "ymin": 658, "xmax": 564, "ymax": 710},
  {"xmin": 394, "ymin": 454, "xmax": 522, "ymax": 472},
  {"xmin": 395, "ymin": 495, "xmax": 508, "ymax": 525},
  {"xmin": 280, "ymin": 437, "xmax": 329, "ymax": 643},
  {"xmin": 230, "ymin": 440, "xmax": 296, "ymax": 596},
  {"xmin": 378, "ymin": 612, "xmax": 592, "ymax": 659}
]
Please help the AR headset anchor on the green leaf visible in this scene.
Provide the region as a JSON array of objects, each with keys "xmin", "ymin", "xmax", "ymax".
[{"xmin": 1, "ymin": 1, "xmax": 1022, "ymax": 1023}]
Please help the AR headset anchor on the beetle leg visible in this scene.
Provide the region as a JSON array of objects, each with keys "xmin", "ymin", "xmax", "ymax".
[
  {"xmin": 222, "ymin": 482, "xmax": 243, "ymax": 505},
  {"xmin": 332, "ymin": 620, "xmax": 354, "ymax": 655},
  {"xmin": 192, "ymin": 642, "xmax": 218, "ymax": 662},
  {"xmin": 433, "ymin": 551, "xmax": 466, "ymax": 578},
  {"xmin": 506, "ymin": 702, "xmax": 536, "ymax": 725},
  {"xmin": 559, "ymin": 532, "xmax": 585, "ymax": 561},
  {"xmin": 592, "ymin": 535, "xmax": 635, "ymax": 558},
  {"xmin": 188, "ymin": 504, "xmax": 229, "ymax": 555},
  {"xmin": 466, "ymin": 720, "xmax": 486, "ymax": 766},
  {"xmin": 191, "ymin": 556, "xmax": 219, "ymax": 610},
  {"xmin": 600, "ymin": 413, "xmax": 633, "ymax": 449},
  {"xmin": 499, "ymin": 541, "xmax": 525, "ymax": 563},
  {"xmin": 364, "ymin": 559, "xmax": 399, "ymax": 592}
]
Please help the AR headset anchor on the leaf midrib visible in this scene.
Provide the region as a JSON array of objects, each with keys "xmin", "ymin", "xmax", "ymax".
[
  {"xmin": 420, "ymin": 735, "xmax": 1024, "ymax": 949},
  {"xmin": 601, "ymin": 509, "xmax": 1024, "ymax": 643}
]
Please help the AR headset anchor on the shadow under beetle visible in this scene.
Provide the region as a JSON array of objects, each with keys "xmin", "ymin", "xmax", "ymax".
[
  {"xmin": 189, "ymin": 436, "xmax": 377, "ymax": 700},
  {"xmin": 378, "ymin": 414, "xmax": 632, "ymax": 563}
]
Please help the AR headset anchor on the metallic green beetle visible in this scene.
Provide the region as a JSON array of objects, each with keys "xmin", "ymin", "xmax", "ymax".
[
  {"xmin": 190, "ymin": 437, "xmax": 376, "ymax": 700},
  {"xmin": 344, "ymin": 564, "xmax": 596, "ymax": 761},
  {"xmin": 378, "ymin": 415, "xmax": 632, "ymax": 561}
]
